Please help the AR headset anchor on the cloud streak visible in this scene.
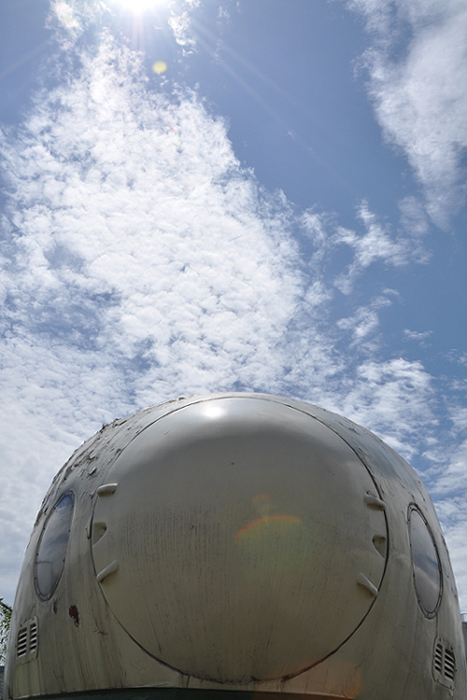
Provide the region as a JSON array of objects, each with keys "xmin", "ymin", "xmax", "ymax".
[{"xmin": 348, "ymin": 0, "xmax": 467, "ymax": 227}]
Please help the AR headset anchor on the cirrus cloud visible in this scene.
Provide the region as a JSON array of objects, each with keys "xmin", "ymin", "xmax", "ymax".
[{"xmin": 349, "ymin": 0, "xmax": 467, "ymax": 228}]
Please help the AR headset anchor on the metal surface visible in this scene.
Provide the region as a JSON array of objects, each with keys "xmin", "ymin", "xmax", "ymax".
[
  {"xmin": 91, "ymin": 399, "xmax": 386, "ymax": 682},
  {"xmin": 4, "ymin": 393, "xmax": 467, "ymax": 700}
]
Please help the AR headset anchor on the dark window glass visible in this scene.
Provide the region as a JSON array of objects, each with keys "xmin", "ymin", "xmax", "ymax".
[
  {"xmin": 35, "ymin": 492, "xmax": 74, "ymax": 600},
  {"xmin": 409, "ymin": 506, "xmax": 442, "ymax": 617}
]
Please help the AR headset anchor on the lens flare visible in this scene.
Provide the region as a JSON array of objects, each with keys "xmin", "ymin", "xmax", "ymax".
[
  {"xmin": 235, "ymin": 494, "xmax": 302, "ymax": 542},
  {"xmin": 152, "ymin": 61, "xmax": 167, "ymax": 74},
  {"xmin": 235, "ymin": 514, "xmax": 302, "ymax": 542}
]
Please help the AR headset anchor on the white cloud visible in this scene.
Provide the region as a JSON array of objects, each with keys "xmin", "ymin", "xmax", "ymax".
[
  {"xmin": 168, "ymin": 9, "xmax": 197, "ymax": 49},
  {"xmin": 337, "ymin": 357, "xmax": 436, "ymax": 457},
  {"xmin": 333, "ymin": 207, "xmax": 408, "ymax": 294},
  {"xmin": 434, "ymin": 440, "xmax": 467, "ymax": 497},
  {"xmin": 302, "ymin": 202, "xmax": 424, "ymax": 296},
  {"xmin": 403, "ymin": 328, "xmax": 432, "ymax": 342},
  {"xmin": 349, "ymin": 0, "xmax": 467, "ymax": 227},
  {"xmin": 2, "ymin": 32, "xmax": 363, "ymax": 430},
  {"xmin": 398, "ymin": 196, "xmax": 430, "ymax": 241},
  {"xmin": 337, "ymin": 294, "xmax": 393, "ymax": 347},
  {"xmin": 430, "ymin": 437, "xmax": 467, "ymax": 610}
]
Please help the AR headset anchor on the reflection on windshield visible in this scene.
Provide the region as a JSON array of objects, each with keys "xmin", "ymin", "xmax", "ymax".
[
  {"xmin": 409, "ymin": 507, "xmax": 442, "ymax": 616},
  {"xmin": 35, "ymin": 492, "xmax": 74, "ymax": 600}
]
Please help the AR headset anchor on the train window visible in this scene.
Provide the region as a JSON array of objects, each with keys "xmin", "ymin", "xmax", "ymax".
[
  {"xmin": 35, "ymin": 492, "xmax": 74, "ymax": 600},
  {"xmin": 408, "ymin": 506, "xmax": 442, "ymax": 617}
]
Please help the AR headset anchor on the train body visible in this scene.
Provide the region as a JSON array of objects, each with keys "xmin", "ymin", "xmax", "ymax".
[{"xmin": 4, "ymin": 393, "xmax": 467, "ymax": 700}]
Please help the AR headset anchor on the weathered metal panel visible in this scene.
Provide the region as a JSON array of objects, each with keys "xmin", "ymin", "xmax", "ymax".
[{"xmin": 4, "ymin": 393, "xmax": 466, "ymax": 700}]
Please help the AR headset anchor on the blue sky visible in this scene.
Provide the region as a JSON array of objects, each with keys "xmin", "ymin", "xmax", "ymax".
[{"xmin": 0, "ymin": 0, "xmax": 466, "ymax": 609}]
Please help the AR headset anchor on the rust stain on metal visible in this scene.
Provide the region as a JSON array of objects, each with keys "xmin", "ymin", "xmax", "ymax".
[{"xmin": 68, "ymin": 605, "xmax": 80, "ymax": 627}]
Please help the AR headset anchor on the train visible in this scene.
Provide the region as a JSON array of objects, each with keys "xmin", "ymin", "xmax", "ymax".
[{"xmin": 4, "ymin": 392, "xmax": 467, "ymax": 700}]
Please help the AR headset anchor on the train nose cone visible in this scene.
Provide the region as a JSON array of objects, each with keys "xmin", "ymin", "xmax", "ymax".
[{"xmin": 91, "ymin": 396, "xmax": 387, "ymax": 683}]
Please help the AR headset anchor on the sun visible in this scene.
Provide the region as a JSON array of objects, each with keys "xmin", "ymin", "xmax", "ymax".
[{"xmin": 113, "ymin": 0, "xmax": 169, "ymax": 13}]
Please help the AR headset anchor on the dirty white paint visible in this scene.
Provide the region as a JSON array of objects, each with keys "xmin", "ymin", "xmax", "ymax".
[{"xmin": 5, "ymin": 394, "xmax": 466, "ymax": 700}]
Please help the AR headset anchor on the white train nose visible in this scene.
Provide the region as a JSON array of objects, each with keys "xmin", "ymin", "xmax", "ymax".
[{"xmin": 91, "ymin": 396, "xmax": 387, "ymax": 683}]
